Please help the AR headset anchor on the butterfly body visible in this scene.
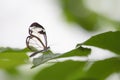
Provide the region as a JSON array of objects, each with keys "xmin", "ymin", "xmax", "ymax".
[{"xmin": 26, "ymin": 22, "xmax": 50, "ymax": 57}]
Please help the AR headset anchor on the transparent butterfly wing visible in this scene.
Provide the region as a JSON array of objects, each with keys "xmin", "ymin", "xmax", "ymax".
[
  {"xmin": 26, "ymin": 36, "xmax": 44, "ymax": 51},
  {"xmin": 26, "ymin": 22, "xmax": 48, "ymax": 52}
]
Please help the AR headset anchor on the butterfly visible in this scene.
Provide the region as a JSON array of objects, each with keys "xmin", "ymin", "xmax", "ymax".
[{"xmin": 26, "ymin": 22, "xmax": 50, "ymax": 57}]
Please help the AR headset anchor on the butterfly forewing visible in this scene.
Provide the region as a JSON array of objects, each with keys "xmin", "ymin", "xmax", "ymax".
[
  {"xmin": 29, "ymin": 23, "xmax": 47, "ymax": 47},
  {"xmin": 26, "ymin": 22, "xmax": 49, "ymax": 57}
]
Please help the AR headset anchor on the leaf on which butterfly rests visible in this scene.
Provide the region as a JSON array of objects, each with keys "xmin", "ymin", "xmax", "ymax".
[
  {"xmin": 28, "ymin": 46, "xmax": 38, "ymax": 52},
  {"xmin": 31, "ymin": 50, "xmax": 60, "ymax": 68}
]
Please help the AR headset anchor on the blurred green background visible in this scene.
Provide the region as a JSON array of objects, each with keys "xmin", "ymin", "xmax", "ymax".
[{"xmin": 0, "ymin": 0, "xmax": 120, "ymax": 80}]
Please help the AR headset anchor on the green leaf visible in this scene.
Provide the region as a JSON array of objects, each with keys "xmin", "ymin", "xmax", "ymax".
[
  {"xmin": 80, "ymin": 57, "xmax": 120, "ymax": 80},
  {"xmin": 83, "ymin": 31, "xmax": 120, "ymax": 55},
  {"xmin": 33, "ymin": 57, "xmax": 120, "ymax": 80},
  {"xmin": 60, "ymin": 0, "xmax": 120, "ymax": 31},
  {"xmin": 0, "ymin": 47, "xmax": 29, "ymax": 69},
  {"xmin": 31, "ymin": 47, "xmax": 91, "ymax": 68},
  {"xmin": 31, "ymin": 50, "xmax": 60, "ymax": 68},
  {"xmin": 56, "ymin": 46, "xmax": 91, "ymax": 58},
  {"xmin": 31, "ymin": 53, "xmax": 60, "ymax": 68},
  {"xmin": 33, "ymin": 60, "xmax": 86, "ymax": 80},
  {"xmin": 60, "ymin": 0, "xmax": 98, "ymax": 31}
]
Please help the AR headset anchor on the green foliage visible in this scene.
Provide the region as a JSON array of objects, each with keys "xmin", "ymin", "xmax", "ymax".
[
  {"xmin": 31, "ymin": 53, "xmax": 60, "ymax": 68},
  {"xmin": 0, "ymin": 31, "xmax": 120, "ymax": 80},
  {"xmin": 60, "ymin": 0, "xmax": 98, "ymax": 30},
  {"xmin": 83, "ymin": 31, "xmax": 120, "ymax": 55},
  {"xmin": 0, "ymin": 0, "xmax": 120, "ymax": 80},
  {"xmin": 82, "ymin": 57, "xmax": 120, "ymax": 80},
  {"xmin": 56, "ymin": 46, "xmax": 91, "ymax": 58},
  {"xmin": 0, "ymin": 47, "xmax": 29, "ymax": 69},
  {"xmin": 33, "ymin": 60, "xmax": 86, "ymax": 80},
  {"xmin": 33, "ymin": 57, "xmax": 120, "ymax": 80},
  {"xmin": 32, "ymin": 46, "xmax": 91, "ymax": 68},
  {"xmin": 31, "ymin": 31, "xmax": 120, "ymax": 80},
  {"xmin": 60, "ymin": 0, "xmax": 120, "ymax": 31}
]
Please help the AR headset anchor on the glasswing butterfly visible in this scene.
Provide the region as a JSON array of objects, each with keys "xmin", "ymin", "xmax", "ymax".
[{"xmin": 26, "ymin": 22, "xmax": 50, "ymax": 57}]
